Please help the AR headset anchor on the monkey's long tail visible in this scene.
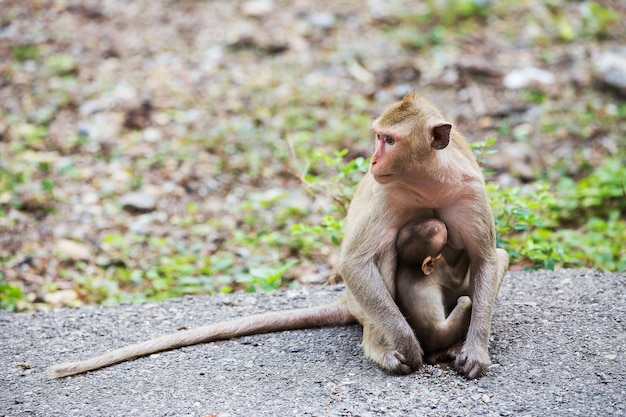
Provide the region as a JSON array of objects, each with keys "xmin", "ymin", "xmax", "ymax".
[{"xmin": 46, "ymin": 299, "xmax": 354, "ymax": 379}]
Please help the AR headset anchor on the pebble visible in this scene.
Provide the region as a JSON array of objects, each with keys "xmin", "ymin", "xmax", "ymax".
[
  {"xmin": 503, "ymin": 66, "xmax": 555, "ymax": 89},
  {"xmin": 143, "ymin": 127, "xmax": 162, "ymax": 142},
  {"xmin": 298, "ymin": 272, "xmax": 328, "ymax": 285},
  {"xmin": 490, "ymin": 142, "xmax": 538, "ymax": 181},
  {"xmin": 240, "ymin": 0, "xmax": 274, "ymax": 17},
  {"xmin": 308, "ymin": 12, "xmax": 336, "ymax": 29},
  {"xmin": 55, "ymin": 239, "xmax": 91, "ymax": 261},
  {"xmin": 43, "ymin": 289, "xmax": 79, "ymax": 305},
  {"xmin": 119, "ymin": 191, "xmax": 158, "ymax": 213},
  {"xmin": 593, "ymin": 51, "xmax": 626, "ymax": 95}
]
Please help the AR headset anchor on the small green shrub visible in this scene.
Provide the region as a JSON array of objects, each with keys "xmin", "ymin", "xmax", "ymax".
[
  {"xmin": 0, "ymin": 273, "xmax": 25, "ymax": 311},
  {"xmin": 11, "ymin": 45, "xmax": 40, "ymax": 61}
]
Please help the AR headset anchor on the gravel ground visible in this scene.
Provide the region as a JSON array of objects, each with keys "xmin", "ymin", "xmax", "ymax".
[{"xmin": 1, "ymin": 269, "xmax": 625, "ymax": 417}]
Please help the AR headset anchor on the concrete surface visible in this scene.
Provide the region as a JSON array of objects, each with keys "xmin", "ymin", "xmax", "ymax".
[{"xmin": 1, "ymin": 269, "xmax": 625, "ymax": 416}]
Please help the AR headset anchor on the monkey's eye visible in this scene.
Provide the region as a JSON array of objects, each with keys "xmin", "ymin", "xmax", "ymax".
[{"xmin": 380, "ymin": 134, "xmax": 395, "ymax": 145}]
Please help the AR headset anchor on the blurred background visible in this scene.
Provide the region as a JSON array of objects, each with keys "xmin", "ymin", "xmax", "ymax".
[{"xmin": 1, "ymin": 0, "xmax": 624, "ymax": 311}]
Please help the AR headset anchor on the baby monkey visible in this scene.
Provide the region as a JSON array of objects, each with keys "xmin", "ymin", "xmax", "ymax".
[{"xmin": 395, "ymin": 218, "xmax": 472, "ymax": 357}]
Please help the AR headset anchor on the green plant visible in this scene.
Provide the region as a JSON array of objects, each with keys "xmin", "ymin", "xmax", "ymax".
[
  {"xmin": 489, "ymin": 151, "xmax": 626, "ymax": 271},
  {"xmin": 44, "ymin": 54, "xmax": 78, "ymax": 76},
  {"xmin": 11, "ymin": 45, "xmax": 40, "ymax": 61},
  {"xmin": 0, "ymin": 273, "xmax": 25, "ymax": 311},
  {"xmin": 488, "ymin": 182, "xmax": 566, "ymax": 269},
  {"xmin": 469, "ymin": 137, "xmax": 498, "ymax": 170},
  {"xmin": 580, "ymin": 1, "xmax": 618, "ymax": 39},
  {"xmin": 552, "ymin": 158, "xmax": 625, "ymax": 221},
  {"xmin": 289, "ymin": 148, "xmax": 367, "ymax": 253},
  {"xmin": 242, "ymin": 260, "xmax": 299, "ymax": 292},
  {"xmin": 297, "ymin": 148, "xmax": 369, "ymax": 211},
  {"xmin": 291, "ymin": 215, "xmax": 345, "ymax": 254},
  {"xmin": 0, "ymin": 167, "xmax": 26, "ymax": 211}
]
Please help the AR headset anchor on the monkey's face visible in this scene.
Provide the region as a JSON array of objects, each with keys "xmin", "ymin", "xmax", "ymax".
[
  {"xmin": 371, "ymin": 93, "xmax": 452, "ymax": 184},
  {"xmin": 370, "ymin": 123, "xmax": 451, "ymax": 184},
  {"xmin": 369, "ymin": 129, "xmax": 404, "ymax": 183}
]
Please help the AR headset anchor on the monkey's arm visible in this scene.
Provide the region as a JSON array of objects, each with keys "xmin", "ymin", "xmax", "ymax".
[
  {"xmin": 338, "ymin": 206, "xmax": 423, "ymax": 373},
  {"xmin": 341, "ymin": 250, "xmax": 423, "ymax": 374},
  {"xmin": 439, "ymin": 191, "xmax": 500, "ymax": 379}
]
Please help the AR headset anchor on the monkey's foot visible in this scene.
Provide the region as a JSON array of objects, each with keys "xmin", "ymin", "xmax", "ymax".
[
  {"xmin": 424, "ymin": 342, "xmax": 463, "ymax": 364},
  {"xmin": 453, "ymin": 344, "xmax": 491, "ymax": 379}
]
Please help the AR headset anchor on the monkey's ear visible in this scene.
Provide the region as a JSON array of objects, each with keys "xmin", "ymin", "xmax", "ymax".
[
  {"xmin": 431, "ymin": 123, "xmax": 452, "ymax": 150},
  {"xmin": 421, "ymin": 256, "xmax": 434, "ymax": 275}
]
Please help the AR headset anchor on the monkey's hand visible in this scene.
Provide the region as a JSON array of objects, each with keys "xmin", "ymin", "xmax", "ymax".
[
  {"xmin": 362, "ymin": 321, "xmax": 423, "ymax": 375},
  {"xmin": 454, "ymin": 343, "xmax": 491, "ymax": 379},
  {"xmin": 388, "ymin": 328, "xmax": 424, "ymax": 374}
]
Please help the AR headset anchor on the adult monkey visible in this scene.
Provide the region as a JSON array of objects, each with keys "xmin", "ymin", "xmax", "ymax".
[
  {"xmin": 341, "ymin": 92, "xmax": 508, "ymax": 378},
  {"xmin": 47, "ymin": 92, "xmax": 506, "ymax": 380}
]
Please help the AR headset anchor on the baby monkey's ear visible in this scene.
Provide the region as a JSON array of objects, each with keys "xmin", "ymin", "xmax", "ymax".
[{"xmin": 421, "ymin": 256, "xmax": 435, "ymax": 275}]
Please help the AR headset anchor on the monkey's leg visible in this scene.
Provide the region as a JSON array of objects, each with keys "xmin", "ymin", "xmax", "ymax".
[
  {"xmin": 495, "ymin": 249, "xmax": 508, "ymax": 293},
  {"xmin": 405, "ymin": 278, "xmax": 470, "ymax": 353},
  {"xmin": 454, "ymin": 248, "xmax": 509, "ymax": 378},
  {"xmin": 430, "ymin": 295, "xmax": 472, "ymax": 351}
]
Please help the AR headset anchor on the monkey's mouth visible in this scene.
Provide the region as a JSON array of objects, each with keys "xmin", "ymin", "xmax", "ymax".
[{"xmin": 372, "ymin": 173, "xmax": 394, "ymax": 184}]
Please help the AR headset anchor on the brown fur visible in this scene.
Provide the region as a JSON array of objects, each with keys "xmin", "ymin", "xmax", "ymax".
[{"xmin": 395, "ymin": 219, "xmax": 508, "ymax": 357}]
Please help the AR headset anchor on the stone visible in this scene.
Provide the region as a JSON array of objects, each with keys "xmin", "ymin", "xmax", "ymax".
[
  {"xmin": 119, "ymin": 192, "xmax": 158, "ymax": 213},
  {"xmin": 308, "ymin": 12, "xmax": 336, "ymax": 29},
  {"xmin": 241, "ymin": 0, "xmax": 274, "ymax": 17},
  {"xmin": 503, "ymin": 66, "xmax": 555, "ymax": 89},
  {"xmin": 593, "ymin": 51, "xmax": 626, "ymax": 96},
  {"xmin": 44, "ymin": 289, "xmax": 79, "ymax": 306},
  {"xmin": 55, "ymin": 239, "xmax": 91, "ymax": 261}
]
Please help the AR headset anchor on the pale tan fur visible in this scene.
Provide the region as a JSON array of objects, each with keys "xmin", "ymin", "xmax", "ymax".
[{"xmin": 339, "ymin": 92, "xmax": 508, "ymax": 378}]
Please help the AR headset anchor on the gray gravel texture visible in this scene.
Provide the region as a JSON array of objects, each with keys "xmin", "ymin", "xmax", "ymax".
[{"xmin": 1, "ymin": 269, "xmax": 625, "ymax": 417}]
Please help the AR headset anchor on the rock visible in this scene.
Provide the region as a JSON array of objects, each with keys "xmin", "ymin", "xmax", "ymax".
[
  {"xmin": 367, "ymin": 0, "xmax": 392, "ymax": 20},
  {"xmin": 119, "ymin": 191, "xmax": 158, "ymax": 213},
  {"xmin": 503, "ymin": 66, "xmax": 555, "ymax": 89},
  {"xmin": 490, "ymin": 142, "xmax": 539, "ymax": 181},
  {"xmin": 55, "ymin": 239, "xmax": 91, "ymax": 261},
  {"xmin": 47, "ymin": 109, "xmax": 78, "ymax": 152},
  {"xmin": 298, "ymin": 272, "xmax": 328, "ymax": 285},
  {"xmin": 308, "ymin": 12, "xmax": 336, "ymax": 29},
  {"xmin": 375, "ymin": 64, "xmax": 421, "ymax": 87},
  {"xmin": 123, "ymin": 97, "xmax": 152, "ymax": 130},
  {"xmin": 593, "ymin": 51, "xmax": 626, "ymax": 96},
  {"xmin": 240, "ymin": 0, "xmax": 274, "ymax": 17},
  {"xmin": 43, "ymin": 289, "xmax": 79, "ymax": 306},
  {"xmin": 143, "ymin": 127, "xmax": 162, "ymax": 142}
]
